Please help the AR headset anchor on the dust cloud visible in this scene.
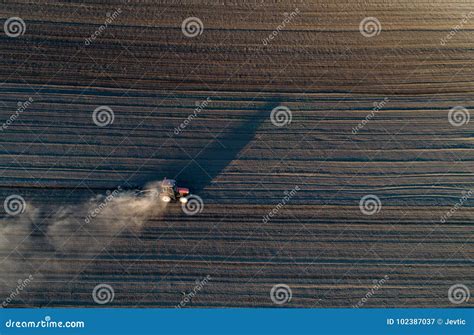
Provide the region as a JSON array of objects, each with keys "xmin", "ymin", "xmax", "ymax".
[{"xmin": 0, "ymin": 181, "xmax": 167, "ymax": 293}]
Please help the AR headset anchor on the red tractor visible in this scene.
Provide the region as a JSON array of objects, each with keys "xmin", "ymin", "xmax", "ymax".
[
  {"xmin": 134, "ymin": 178, "xmax": 190, "ymax": 203},
  {"xmin": 158, "ymin": 178, "xmax": 190, "ymax": 203}
]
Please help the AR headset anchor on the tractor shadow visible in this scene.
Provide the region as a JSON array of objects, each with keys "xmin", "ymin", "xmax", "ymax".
[{"xmin": 167, "ymin": 98, "xmax": 282, "ymax": 196}]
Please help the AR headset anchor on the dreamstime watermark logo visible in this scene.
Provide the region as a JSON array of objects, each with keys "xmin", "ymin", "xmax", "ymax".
[
  {"xmin": 440, "ymin": 11, "xmax": 473, "ymax": 46},
  {"xmin": 176, "ymin": 275, "xmax": 211, "ymax": 308},
  {"xmin": 263, "ymin": 185, "xmax": 300, "ymax": 223},
  {"xmin": 448, "ymin": 106, "xmax": 470, "ymax": 127},
  {"xmin": 173, "ymin": 97, "xmax": 211, "ymax": 135},
  {"xmin": 2, "ymin": 275, "xmax": 34, "ymax": 307},
  {"xmin": 270, "ymin": 106, "xmax": 292, "ymax": 127},
  {"xmin": 262, "ymin": 8, "xmax": 300, "ymax": 46},
  {"xmin": 1, "ymin": 97, "xmax": 34, "ymax": 131},
  {"xmin": 270, "ymin": 284, "xmax": 292, "ymax": 305},
  {"xmin": 4, "ymin": 17, "xmax": 26, "ymax": 38},
  {"xmin": 92, "ymin": 106, "xmax": 114, "ymax": 127},
  {"xmin": 359, "ymin": 194, "xmax": 382, "ymax": 215},
  {"xmin": 181, "ymin": 17, "xmax": 203, "ymax": 38},
  {"xmin": 84, "ymin": 186, "xmax": 122, "ymax": 224},
  {"xmin": 181, "ymin": 194, "xmax": 204, "ymax": 215},
  {"xmin": 448, "ymin": 284, "xmax": 470, "ymax": 304},
  {"xmin": 353, "ymin": 275, "xmax": 389, "ymax": 308},
  {"xmin": 359, "ymin": 17, "xmax": 381, "ymax": 38},
  {"xmin": 4, "ymin": 195, "xmax": 26, "ymax": 216},
  {"xmin": 4, "ymin": 315, "xmax": 85, "ymax": 328},
  {"xmin": 92, "ymin": 283, "xmax": 114, "ymax": 304},
  {"xmin": 440, "ymin": 189, "xmax": 472, "ymax": 223},
  {"xmin": 85, "ymin": 8, "xmax": 122, "ymax": 45},
  {"xmin": 352, "ymin": 97, "xmax": 389, "ymax": 134}
]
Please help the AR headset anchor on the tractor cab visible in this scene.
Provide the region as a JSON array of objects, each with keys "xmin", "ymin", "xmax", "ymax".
[{"xmin": 159, "ymin": 178, "xmax": 190, "ymax": 203}]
